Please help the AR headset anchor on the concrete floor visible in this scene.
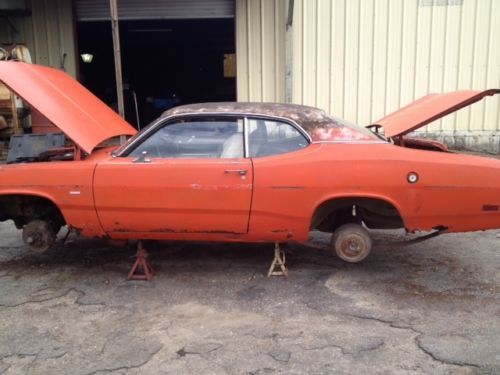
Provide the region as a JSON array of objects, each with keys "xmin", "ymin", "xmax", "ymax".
[{"xmin": 0, "ymin": 221, "xmax": 498, "ymax": 374}]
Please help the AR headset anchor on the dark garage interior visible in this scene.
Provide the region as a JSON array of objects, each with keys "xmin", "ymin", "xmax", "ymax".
[{"xmin": 77, "ymin": 18, "xmax": 236, "ymax": 128}]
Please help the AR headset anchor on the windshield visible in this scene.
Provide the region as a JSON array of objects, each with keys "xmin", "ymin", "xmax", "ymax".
[{"xmin": 308, "ymin": 115, "xmax": 382, "ymax": 142}]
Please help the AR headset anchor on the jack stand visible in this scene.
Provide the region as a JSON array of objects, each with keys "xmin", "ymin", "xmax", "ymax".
[
  {"xmin": 61, "ymin": 226, "xmax": 75, "ymax": 246},
  {"xmin": 268, "ymin": 243, "xmax": 288, "ymax": 277},
  {"xmin": 128, "ymin": 241, "xmax": 155, "ymax": 281}
]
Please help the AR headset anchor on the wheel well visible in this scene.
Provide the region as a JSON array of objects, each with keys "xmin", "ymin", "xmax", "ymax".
[
  {"xmin": 0, "ymin": 194, "xmax": 66, "ymax": 229},
  {"xmin": 311, "ymin": 197, "xmax": 404, "ymax": 232}
]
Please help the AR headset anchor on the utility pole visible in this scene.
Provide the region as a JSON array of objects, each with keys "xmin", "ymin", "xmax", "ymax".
[
  {"xmin": 285, "ymin": 0, "xmax": 294, "ymax": 103},
  {"xmin": 110, "ymin": 0, "xmax": 125, "ymax": 120}
]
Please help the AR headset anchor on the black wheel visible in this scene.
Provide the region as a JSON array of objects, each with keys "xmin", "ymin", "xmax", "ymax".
[
  {"xmin": 331, "ymin": 223, "xmax": 372, "ymax": 263},
  {"xmin": 22, "ymin": 220, "xmax": 56, "ymax": 252}
]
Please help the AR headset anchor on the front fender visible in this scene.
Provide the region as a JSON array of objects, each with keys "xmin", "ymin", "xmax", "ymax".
[{"xmin": 0, "ymin": 162, "xmax": 106, "ymax": 237}]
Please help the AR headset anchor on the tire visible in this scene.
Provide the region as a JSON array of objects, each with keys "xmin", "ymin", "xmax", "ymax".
[
  {"xmin": 331, "ymin": 223, "xmax": 372, "ymax": 263},
  {"xmin": 22, "ymin": 220, "xmax": 56, "ymax": 253}
]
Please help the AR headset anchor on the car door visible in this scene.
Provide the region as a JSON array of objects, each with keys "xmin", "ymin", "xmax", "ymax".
[
  {"xmin": 245, "ymin": 117, "xmax": 313, "ymax": 238},
  {"xmin": 93, "ymin": 116, "xmax": 253, "ymax": 235}
]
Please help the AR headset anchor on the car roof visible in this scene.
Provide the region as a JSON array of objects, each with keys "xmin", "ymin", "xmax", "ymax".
[{"xmin": 162, "ymin": 102, "xmax": 334, "ymax": 133}]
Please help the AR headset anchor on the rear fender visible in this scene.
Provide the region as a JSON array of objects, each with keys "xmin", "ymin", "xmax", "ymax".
[{"xmin": 311, "ymin": 193, "xmax": 408, "ymax": 230}]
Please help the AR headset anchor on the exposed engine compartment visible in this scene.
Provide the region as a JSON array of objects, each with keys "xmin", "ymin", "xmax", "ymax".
[
  {"xmin": 393, "ymin": 136, "xmax": 449, "ymax": 152},
  {"xmin": 6, "ymin": 133, "xmax": 75, "ymax": 164}
]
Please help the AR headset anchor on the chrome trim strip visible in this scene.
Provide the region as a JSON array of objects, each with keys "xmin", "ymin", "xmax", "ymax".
[
  {"xmin": 311, "ymin": 140, "xmax": 387, "ymax": 144},
  {"xmin": 243, "ymin": 117, "xmax": 249, "ymax": 158},
  {"xmin": 117, "ymin": 116, "xmax": 166, "ymax": 156}
]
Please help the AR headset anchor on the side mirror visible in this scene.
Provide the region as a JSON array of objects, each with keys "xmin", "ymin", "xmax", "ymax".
[{"xmin": 133, "ymin": 150, "xmax": 151, "ymax": 163}]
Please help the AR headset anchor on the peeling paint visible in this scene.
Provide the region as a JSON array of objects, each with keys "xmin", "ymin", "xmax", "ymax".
[
  {"xmin": 110, "ymin": 228, "xmax": 241, "ymax": 235},
  {"xmin": 482, "ymin": 205, "xmax": 499, "ymax": 212},
  {"xmin": 163, "ymin": 102, "xmax": 348, "ymax": 141}
]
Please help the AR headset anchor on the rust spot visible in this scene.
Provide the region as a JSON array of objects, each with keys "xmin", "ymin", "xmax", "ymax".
[
  {"xmin": 482, "ymin": 204, "xmax": 499, "ymax": 212},
  {"xmin": 111, "ymin": 228, "xmax": 241, "ymax": 235},
  {"xmin": 198, "ymin": 230, "xmax": 241, "ymax": 234},
  {"xmin": 270, "ymin": 229, "xmax": 294, "ymax": 239},
  {"xmin": 163, "ymin": 102, "xmax": 346, "ymax": 140},
  {"xmin": 151, "ymin": 228, "xmax": 240, "ymax": 234}
]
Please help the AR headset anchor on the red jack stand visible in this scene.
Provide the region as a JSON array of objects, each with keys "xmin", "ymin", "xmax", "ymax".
[{"xmin": 128, "ymin": 241, "xmax": 155, "ymax": 281}]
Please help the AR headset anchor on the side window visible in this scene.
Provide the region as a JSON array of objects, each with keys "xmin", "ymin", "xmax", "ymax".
[
  {"xmin": 247, "ymin": 118, "xmax": 309, "ymax": 157},
  {"xmin": 129, "ymin": 118, "xmax": 244, "ymax": 159}
]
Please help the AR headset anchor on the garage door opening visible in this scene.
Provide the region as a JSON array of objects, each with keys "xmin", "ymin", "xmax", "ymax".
[{"xmin": 76, "ymin": 18, "xmax": 236, "ymax": 128}]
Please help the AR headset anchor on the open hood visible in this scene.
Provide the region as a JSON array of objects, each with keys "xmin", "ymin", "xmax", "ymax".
[
  {"xmin": 373, "ymin": 89, "xmax": 500, "ymax": 138},
  {"xmin": 0, "ymin": 61, "xmax": 137, "ymax": 154}
]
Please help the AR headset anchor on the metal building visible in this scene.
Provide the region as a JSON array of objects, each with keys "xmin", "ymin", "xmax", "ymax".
[
  {"xmin": 1, "ymin": 0, "xmax": 499, "ymax": 151},
  {"xmin": 0, "ymin": 0, "xmax": 77, "ymax": 77},
  {"xmin": 237, "ymin": 0, "xmax": 500, "ymax": 151}
]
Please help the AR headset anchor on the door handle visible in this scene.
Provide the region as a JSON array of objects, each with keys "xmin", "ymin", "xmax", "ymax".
[{"xmin": 224, "ymin": 169, "xmax": 247, "ymax": 176}]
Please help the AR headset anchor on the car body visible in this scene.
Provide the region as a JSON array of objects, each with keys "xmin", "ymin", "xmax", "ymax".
[{"xmin": 0, "ymin": 62, "xmax": 499, "ymax": 262}]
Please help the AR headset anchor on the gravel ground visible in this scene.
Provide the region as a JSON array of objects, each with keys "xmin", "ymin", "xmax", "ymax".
[{"xmin": 0, "ymin": 221, "xmax": 499, "ymax": 375}]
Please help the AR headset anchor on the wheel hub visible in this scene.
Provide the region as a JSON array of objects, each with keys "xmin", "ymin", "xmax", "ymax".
[
  {"xmin": 22, "ymin": 220, "xmax": 56, "ymax": 252},
  {"xmin": 331, "ymin": 223, "xmax": 373, "ymax": 263},
  {"xmin": 342, "ymin": 236, "xmax": 365, "ymax": 257}
]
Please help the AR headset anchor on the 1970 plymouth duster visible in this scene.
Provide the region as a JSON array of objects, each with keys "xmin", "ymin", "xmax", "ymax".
[{"xmin": 0, "ymin": 62, "xmax": 499, "ymax": 262}]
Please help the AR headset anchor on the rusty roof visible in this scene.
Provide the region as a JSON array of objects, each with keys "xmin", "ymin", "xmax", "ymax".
[{"xmin": 163, "ymin": 102, "xmax": 336, "ymax": 131}]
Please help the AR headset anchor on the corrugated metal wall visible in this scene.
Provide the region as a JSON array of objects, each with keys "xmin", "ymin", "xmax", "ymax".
[
  {"xmin": 3, "ymin": 0, "xmax": 498, "ymax": 139},
  {"xmin": 0, "ymin": 0, "xmax": 76, "ymax": 77},
  {"xmin": 236, "ymin": 0, "xmax": 286, "ymax": 102},
  {"xmin": 75, "ymin": 0, "xmax": 235, "ymax": 21},
  {"xmin": 291, "ymin": 0, "xmax": 500, "ymax": 134}
]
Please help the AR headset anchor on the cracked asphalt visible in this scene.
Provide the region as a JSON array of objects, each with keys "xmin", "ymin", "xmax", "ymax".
[{"xmin": 0, "ymin": 221, "xmax": 499, "ymax": 374}]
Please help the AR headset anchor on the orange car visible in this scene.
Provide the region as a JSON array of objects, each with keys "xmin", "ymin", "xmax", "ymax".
[{"xmin": 0, "ymin": 62, "xmax": 499, "ymax": 263}]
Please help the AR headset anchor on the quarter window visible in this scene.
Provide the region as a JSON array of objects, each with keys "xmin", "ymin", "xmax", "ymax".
[
  {"xmin": 129, "ymin": 118, "xmax": 244, "ymax": 159},
  {"xmin": 247, "ymin": 118, "xmax": 309, "ymax": 157}
]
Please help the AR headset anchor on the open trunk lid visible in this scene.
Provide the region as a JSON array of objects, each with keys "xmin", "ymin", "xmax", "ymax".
[
  {"xmin": 373, "ymin": 89, "xmax": 500, "ymax": 138},
  {"xmin": 0, "ymin": 61, "xmax": 136, "ymax": 154}
]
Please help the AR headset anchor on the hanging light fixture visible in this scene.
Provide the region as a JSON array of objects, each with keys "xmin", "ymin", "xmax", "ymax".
[{"xmin": 80, "ymin": 53, "xmax": 94, "ymax": 63}]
